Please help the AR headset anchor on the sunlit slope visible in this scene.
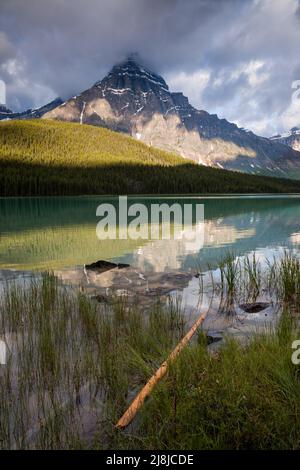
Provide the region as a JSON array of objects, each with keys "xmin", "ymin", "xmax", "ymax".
[{"xmin": 1, "ymin": 119, "xmax": 300, "ymax": 195}]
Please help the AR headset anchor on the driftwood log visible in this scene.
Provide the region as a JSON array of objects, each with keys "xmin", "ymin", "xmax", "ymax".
[{"xmin": 116, "ymin": 310, "xmax": 207, "ymax": 429}]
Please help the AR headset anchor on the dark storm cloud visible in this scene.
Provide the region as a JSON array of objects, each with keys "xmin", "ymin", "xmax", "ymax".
[
  {"xmin": 0, "ymin": 32, "xmax": 16, "ymax": 62},
  {"xmin": 0, "ymin": 0, "xmax": 299, "ymax": 135}
]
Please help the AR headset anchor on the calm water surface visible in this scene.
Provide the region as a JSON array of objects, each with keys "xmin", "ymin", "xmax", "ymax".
[{"xmin": 1, "ymin": 195, "xmax": 300, "ymax": 275}]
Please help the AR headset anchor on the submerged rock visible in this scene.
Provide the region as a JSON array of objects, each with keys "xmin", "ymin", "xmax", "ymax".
[
  {"xmin": 117, "ymin": 263, "xmax": 131, "ymax": 269},
  {"xmin": 81, "ymin": 267, "xmax": 193, "ymax": 309},
  {"xmin": 85, "ymin": 260, "xmax": 130, "ymax": 272},
  {"xmin": 239, "ymin": 302, "xmax": 270, "ymax": 313},
  {"xmin": 206, "ymin": 331, "xmax": 223, "ymax": 345},
  {"xmin": 91, "ymin": 294, "xmax": 110, "ymax": 303}
]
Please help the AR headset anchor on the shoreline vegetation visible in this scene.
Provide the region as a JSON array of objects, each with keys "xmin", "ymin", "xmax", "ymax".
[
  {"xmin": 1, "ymin": 252, "xmax": 300, "ymax": 449},
  {"xmin": 2, "ymin": 120, "xmax": 300, "ymax": 197}
]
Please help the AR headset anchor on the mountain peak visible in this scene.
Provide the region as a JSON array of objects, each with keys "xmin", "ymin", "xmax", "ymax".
[
  {"xmin": 270, "ymin": 126, "xmax": 300, "ymax": 152},
  {"xmin": 95, "ymin": 55, "xmax": 169, "ymax": 93}
]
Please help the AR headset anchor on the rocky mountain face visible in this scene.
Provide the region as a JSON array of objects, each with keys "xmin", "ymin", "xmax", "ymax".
[
  {"xmin": 0, "ymin": 98, "xmax": 63, "ymax": 121},
  {"xmin": 0, "ymin": 104, "xmax": 13, "ymax": 117},
  {"xmin": 43, "ymin": 57, "xmax": 300, "ymax": 178},
  {"xmin": 271, "ymin": 128, "xmax": 300, "ymax": 153}
]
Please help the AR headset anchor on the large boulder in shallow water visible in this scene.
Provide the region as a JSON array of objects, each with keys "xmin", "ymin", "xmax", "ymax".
[
  {"xmin": 85, "ymin": 260, "xmax": 130, "ymax": 272},
  {"xmin": 239, "ymin": 302, "xmax": 270, "ymax": 313}
]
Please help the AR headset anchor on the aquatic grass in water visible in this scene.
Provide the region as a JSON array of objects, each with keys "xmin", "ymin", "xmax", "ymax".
[
  {"xmin": 243, "ymin": 253, "xmax": 261, "ymax": 302},
  {"xmin": 218, "ymin": 253, "xmax": 241, "ymax": 314},
  {"xmin": 277, "ymin": 251, "xmax": 300, "ymax": 305},
  {"xmin": 209, "ymin": 250, "xmax": 300, "ymax": 313},
  {"xmin": 1, "ymin": 253, "xmax": 300, "ymax": 449},
  {"xmin": 0, "ymin": 274, "xmax": 186, "ymax": 449},
  {"xmin": 263, "ymin": 251, "xmax": 300, "ymax": 308}
]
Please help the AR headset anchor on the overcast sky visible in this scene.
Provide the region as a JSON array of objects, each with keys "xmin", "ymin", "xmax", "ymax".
[{"xmin": 0, "ymin": 0, "xmax": 300, "ymax": 136}]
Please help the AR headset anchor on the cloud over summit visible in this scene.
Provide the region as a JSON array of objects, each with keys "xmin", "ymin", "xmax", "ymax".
[{"xmin": 0, "ymin": 0, "xmax": 300, "ymax": 135}]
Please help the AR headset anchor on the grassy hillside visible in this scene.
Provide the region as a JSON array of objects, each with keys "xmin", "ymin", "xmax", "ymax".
[{"xmin": 1, "ymin": 119, "xmax": 300, "ymax": 196}]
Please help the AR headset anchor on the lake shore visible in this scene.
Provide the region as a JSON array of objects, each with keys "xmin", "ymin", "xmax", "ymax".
[{"xmin": 1, "ymin": 251, "xmax": 300, "ymax": 449}]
